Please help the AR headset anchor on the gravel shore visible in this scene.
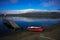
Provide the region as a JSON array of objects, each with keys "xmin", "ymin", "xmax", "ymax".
[{"xmin": 0, "ymin": 23, "xmax": 60, "ymax": 40}]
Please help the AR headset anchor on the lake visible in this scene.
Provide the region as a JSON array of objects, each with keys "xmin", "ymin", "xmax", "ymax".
[{"xmin": 0, "ymin": 17, "xmax": 60, "ymax": 33}]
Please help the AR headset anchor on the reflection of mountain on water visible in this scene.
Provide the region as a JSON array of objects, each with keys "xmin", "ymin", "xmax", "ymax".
[
  {"xmin": 5, "ymin": 17, "xmax": 60, "ymax": 21},
  {"xmin": 0, "ymin": 18, "xmax": 60, "ymax": 28},
  {"xmin": 0, "ymin": 16, "xmax": 60, "ymax": 29}
]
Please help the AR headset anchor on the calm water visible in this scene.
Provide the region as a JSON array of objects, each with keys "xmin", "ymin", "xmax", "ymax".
[{"xmin": 0, "ymin": 17, "xmax": 60, "ymax": 33}]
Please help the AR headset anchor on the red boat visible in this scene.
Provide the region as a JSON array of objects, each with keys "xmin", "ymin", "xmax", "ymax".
[{"xmin": 27, "ymin": 26, "xmax": 44, "ymax": 32}]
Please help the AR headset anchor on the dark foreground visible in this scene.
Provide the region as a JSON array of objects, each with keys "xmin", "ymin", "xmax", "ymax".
[{"xmin": 0, "ymin": 23, "xmax": 60, "ymax": 40}]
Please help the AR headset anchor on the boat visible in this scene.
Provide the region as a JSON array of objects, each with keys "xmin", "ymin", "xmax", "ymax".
[{"xmin": 27, "ymin": 26, "xmax": 44, "ymax": 32}]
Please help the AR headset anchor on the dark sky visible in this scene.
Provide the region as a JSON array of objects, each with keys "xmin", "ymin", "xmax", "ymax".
[{"xmin": 0, "ymin": 0, "xmax": 60, "ymax": 10}]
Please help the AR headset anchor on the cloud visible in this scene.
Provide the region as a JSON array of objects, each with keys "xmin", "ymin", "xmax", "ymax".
[{"xmin": 40, "ymin": 0, "xmax": 60, "ymax": 7}]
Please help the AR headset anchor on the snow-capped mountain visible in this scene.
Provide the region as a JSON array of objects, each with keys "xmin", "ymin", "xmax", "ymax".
[{"xmin": 0, "ymin": 9, "xmax": 60, "ymax": 14}]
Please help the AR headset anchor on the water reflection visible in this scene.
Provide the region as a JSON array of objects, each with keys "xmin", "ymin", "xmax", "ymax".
[
  {"xmin": 6, "ymin": 17, "xmax": 60, "ymax": 22},
  {"xmin": 0, "ymin": 17, "xmax": 60, "ymax": 32}
]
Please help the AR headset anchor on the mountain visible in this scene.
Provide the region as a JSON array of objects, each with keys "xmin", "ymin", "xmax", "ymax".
[{"xmin": 0, "ymin": 9, "xmax": 60, "ymax": 14}]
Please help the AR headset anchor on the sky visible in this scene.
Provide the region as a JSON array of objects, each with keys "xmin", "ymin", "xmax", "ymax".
[{"xmin": 0, "ymin": 0, "xmax": 60, "ymax": 10}]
